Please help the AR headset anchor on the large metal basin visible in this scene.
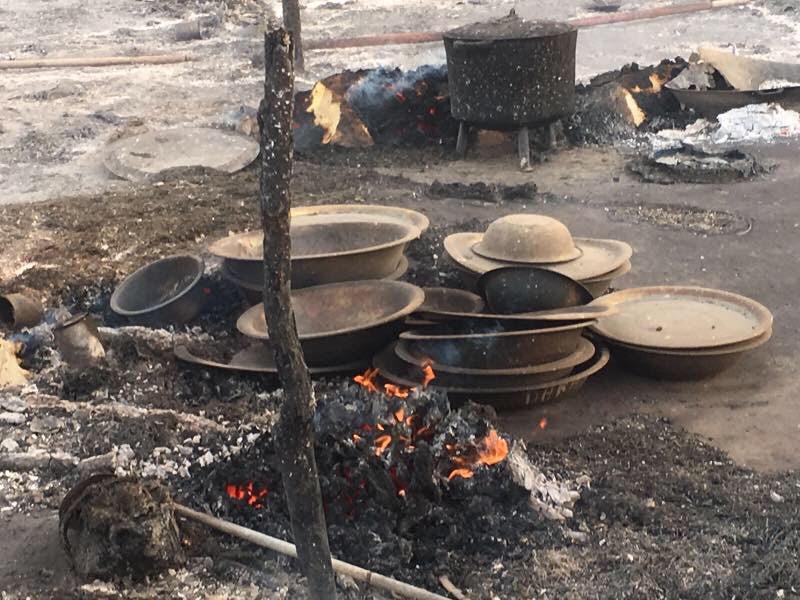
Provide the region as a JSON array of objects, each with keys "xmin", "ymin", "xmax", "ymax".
[
  {"xmin": 210, "ymin": 213, "xmax": 421, "ymax": 289},
  {"xmin": 399, "ymin": 320, "xmax": 592, "ymax": 369},
  {"xmin": 236, "ymin": 280, "xmax": 425, "ymax": 366}
]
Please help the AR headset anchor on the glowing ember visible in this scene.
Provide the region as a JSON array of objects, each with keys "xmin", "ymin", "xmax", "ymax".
[
  {"xmin": 539, "ymin": 417, "xmax": 549, "ymax": 430},
  {"xmin": 225, "ymin": 481, "xmax": 268, "ymax": 507},
  {"xmin": 374, "ymin": 435, "xmax": 392, "ymax": 456}
]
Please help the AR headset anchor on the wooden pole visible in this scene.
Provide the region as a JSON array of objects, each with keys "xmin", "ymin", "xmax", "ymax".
[
  {"xmin": 173, "ymin": 504, "xmax": 452, "ymax": 600},
  {"xmin": 258, "ymin": 28, "xmax": 336, "ymax": 599},
  {"xmin": 282, "ymin": 0, "xmax": 304, "ymax": 72},
  {"xmin": 0, "ymin": 53, "xmax": 191, "ymax": 71}
]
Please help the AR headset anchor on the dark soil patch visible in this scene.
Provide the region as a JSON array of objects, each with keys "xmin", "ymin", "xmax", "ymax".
[{"xmin": 604, "ymin": 202, "xmax": 752, "ymax": 235}]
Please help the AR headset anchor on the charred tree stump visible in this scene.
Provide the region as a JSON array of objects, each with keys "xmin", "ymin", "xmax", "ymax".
[
  {"xmin": 258, "ymin": 29, "xmax": 336, "ymax": 599},
  {"xmin": 282, "ymin": 0, "xmax": 304, "ymax": 72}
]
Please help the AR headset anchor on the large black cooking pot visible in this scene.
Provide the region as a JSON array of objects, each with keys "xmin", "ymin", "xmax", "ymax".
[{"xmin": 443, "ymin": 11, "xmax": 577, "ymax": 129}]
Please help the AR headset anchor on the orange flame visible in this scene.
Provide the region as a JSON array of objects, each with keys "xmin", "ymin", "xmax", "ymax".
[
  {"xmin": 354, "ymin": 368, "xmax": 379, "ymax": 393},
  {"xmin": 447, "ymin": 429, "xmax": 509, "ymax": 480},
  {"xmin": 385, "ymin": 384, "xmax": 410, "ymax": 398},
  {"xmin": 539, "ymin": 417, "xmax": 548, "ymax": 430},
  {"xmin": 374, "ymin": 435, "xmax": 392, "ymax": 456},
  {"xmin": 422, "ymin": 363, "xmax": 436, "ymax": 388},
  {"xmin": 225, "ymin": 482, "xmax": 268, "ymax": 507},
  {"xmin": 447, "ymin": 468, "xmax": 474, "ymax": 481}
]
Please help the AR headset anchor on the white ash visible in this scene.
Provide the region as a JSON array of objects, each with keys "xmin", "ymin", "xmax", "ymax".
[
  {"xmin": 96, "ymin": 325, "xmax": 215, "ymax": 357},
  {"xmin": 507, "ymin": 441, "xmax": 589, "ymax": 523}
]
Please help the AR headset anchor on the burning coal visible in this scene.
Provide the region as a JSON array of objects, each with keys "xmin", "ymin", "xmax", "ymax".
[
  {"xmin": 294, "ymin": 65, "xmax": 458, "ymax": 150},
  {"xmin": 225, "ymin": 481, "xmax": 269, "ymax": 507}
]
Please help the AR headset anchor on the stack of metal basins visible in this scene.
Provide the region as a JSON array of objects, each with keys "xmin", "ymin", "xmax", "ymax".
[
  {"xmin": 374, "ymin": 266, "xmax": 612, "ymax": 410},
  {"xmin": 209, "ymin": 204, "xmax": 430, "ymax": 303},
  {"xmin": 443, "ymin": 214, "xmax": 633, "ymax": 297}
]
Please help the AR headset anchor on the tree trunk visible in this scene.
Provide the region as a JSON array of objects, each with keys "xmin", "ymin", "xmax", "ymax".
[
  {"xmin": 281, "ymin": 0, "xmax": 304, "ymax": 71},
  {"xmin": 258, "ymin": 28, "xmax": 336, "ymax": 599}
]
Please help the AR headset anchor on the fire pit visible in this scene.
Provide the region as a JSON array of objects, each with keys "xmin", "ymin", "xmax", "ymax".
[{"xmin": 236, "ymin": 280, "xmax": 425, "ymax": 367}]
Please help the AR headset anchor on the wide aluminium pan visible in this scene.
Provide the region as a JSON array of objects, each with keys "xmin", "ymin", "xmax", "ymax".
[
  {"xmin": 399, "ymin": 320, "xmax": 592, "ymax": 369},
  {"xmin": 237, "ymin": 280, "xmax": 425, "ymax": 367},
  {"xmin": 394, "ymin": 336, "xmax": 596, "ymax": 388},
  {"xmin": 444, "ymin": 12, "xmax": 577, "ymax": 128},
  {"xmin": 374, "ymin": 342, "xmax": 610, "ymax": 410},
  {"xmin": 210, "ymin": 213, "xmax": 421, "ymax": 289},
  {"xmin": 221, "ymin": 256, "xmax": 409, "ymax": 305}
]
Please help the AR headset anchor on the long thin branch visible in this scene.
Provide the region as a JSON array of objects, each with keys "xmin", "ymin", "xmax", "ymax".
[
  {"xmin": 174, "ymin": 504, "xmax": 452, "ymax": 600},
  {"xmin": 259, "ymin": 28, "xmax": 336, "ymax": 599}
]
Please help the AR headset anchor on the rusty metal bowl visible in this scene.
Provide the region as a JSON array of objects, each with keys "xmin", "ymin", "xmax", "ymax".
[
  {"xmin": 478, "ymin": 266, "xmax": 593, "ymax": 313},
  {"xmin": 604, "ymin": 328, "xmax": 772, "ymax": 380},
  {"xmin": 291, "ymin": 204, "xmax": 429, "ymax": 232},
  {"xmin": 472, "ymin": 214, "xmax": 581, "ymax": 263},
  {"xmin": 236, "ymin": 280, "xmax": 425, "ymax": 366},
  {"xmin": 0, "ymin": 293, "xmax": 44, "ymax": 330},
  {"xmin": 394, "ymin": 336, "xmax": 595, "ymax": 387},
  {"xmin": 399, "ymin": 320, "xmax": 592, "ymax": 369},
  {"xmin": 210, "ymin": 214, "xmax": 421, "ymax": 289},
  {"xmin": 221, "ymin": 256, "xmax": 409, "ymax": 305},
  {"xmin": 374, "ymin": 342, "xmax": 610, "ymax": 410},
  {"xmin": 110, "ymin": 255, "xmax": 206, "ymax": 326}
]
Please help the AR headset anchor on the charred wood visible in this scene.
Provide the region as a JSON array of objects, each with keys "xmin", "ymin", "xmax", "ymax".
[{"xmin": 258, "ymin": 28, "xmax": 336, "ymax": 599}]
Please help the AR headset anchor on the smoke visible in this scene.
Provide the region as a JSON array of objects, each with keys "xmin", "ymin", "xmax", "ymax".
[{"xmin": 345, "ymin": 64, "xmax": 448, "ymax": 108}]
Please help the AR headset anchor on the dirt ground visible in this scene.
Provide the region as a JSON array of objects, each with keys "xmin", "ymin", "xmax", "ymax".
[{"xmin": 1, "ymin": 139, "xmax": 800, "ymax": 597}]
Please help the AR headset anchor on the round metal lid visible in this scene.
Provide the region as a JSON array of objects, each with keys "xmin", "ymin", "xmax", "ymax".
[
  {"xmin": 444, "ymin": 12, "xmax": 575, "ymax": 41},
  {"xmin": 590, "ymin": 286, "xmax": 773, "ymax": 350}
]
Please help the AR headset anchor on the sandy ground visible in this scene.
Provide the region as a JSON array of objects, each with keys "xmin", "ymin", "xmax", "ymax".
[{"xmin": 1, "ymin": 0, "xmax": 799, "ymax": 204}]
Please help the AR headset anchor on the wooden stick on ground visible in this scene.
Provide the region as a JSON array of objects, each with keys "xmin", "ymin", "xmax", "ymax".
[
  {"xmin": 258, "ymin": 28, "xmax": 336, "ymax": 599},
  {"xmin": 0, "ymin": 54, "xmax": 192, "ymax": 71},
  {"xmin": 174, "ymin": 503, "xmax": 452, "ymax": 600}
]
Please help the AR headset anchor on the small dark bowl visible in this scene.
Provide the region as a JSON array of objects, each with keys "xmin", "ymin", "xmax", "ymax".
[
  {"xmin": 110, "ymin": 255, "xmax": 206, "ymax": 326},
  {"xmin": 478, "ymin": 266, "xmax": 593, "ymax": 314}
]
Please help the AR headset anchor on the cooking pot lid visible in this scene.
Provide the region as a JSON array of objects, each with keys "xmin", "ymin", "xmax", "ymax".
[{"xmin": 444, "ymin": 11, "xmax": 575, "ymax": 41}]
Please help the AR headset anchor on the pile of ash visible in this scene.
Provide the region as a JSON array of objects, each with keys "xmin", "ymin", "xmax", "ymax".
[{"xmin": 178, "ymin": 380, "xmax": 581, "ymax": 587}]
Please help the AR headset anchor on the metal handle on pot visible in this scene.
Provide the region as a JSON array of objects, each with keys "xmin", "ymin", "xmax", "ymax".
[{"xmin": 453, "ymin": 39, "xmax": 495, "ymax": 49}]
